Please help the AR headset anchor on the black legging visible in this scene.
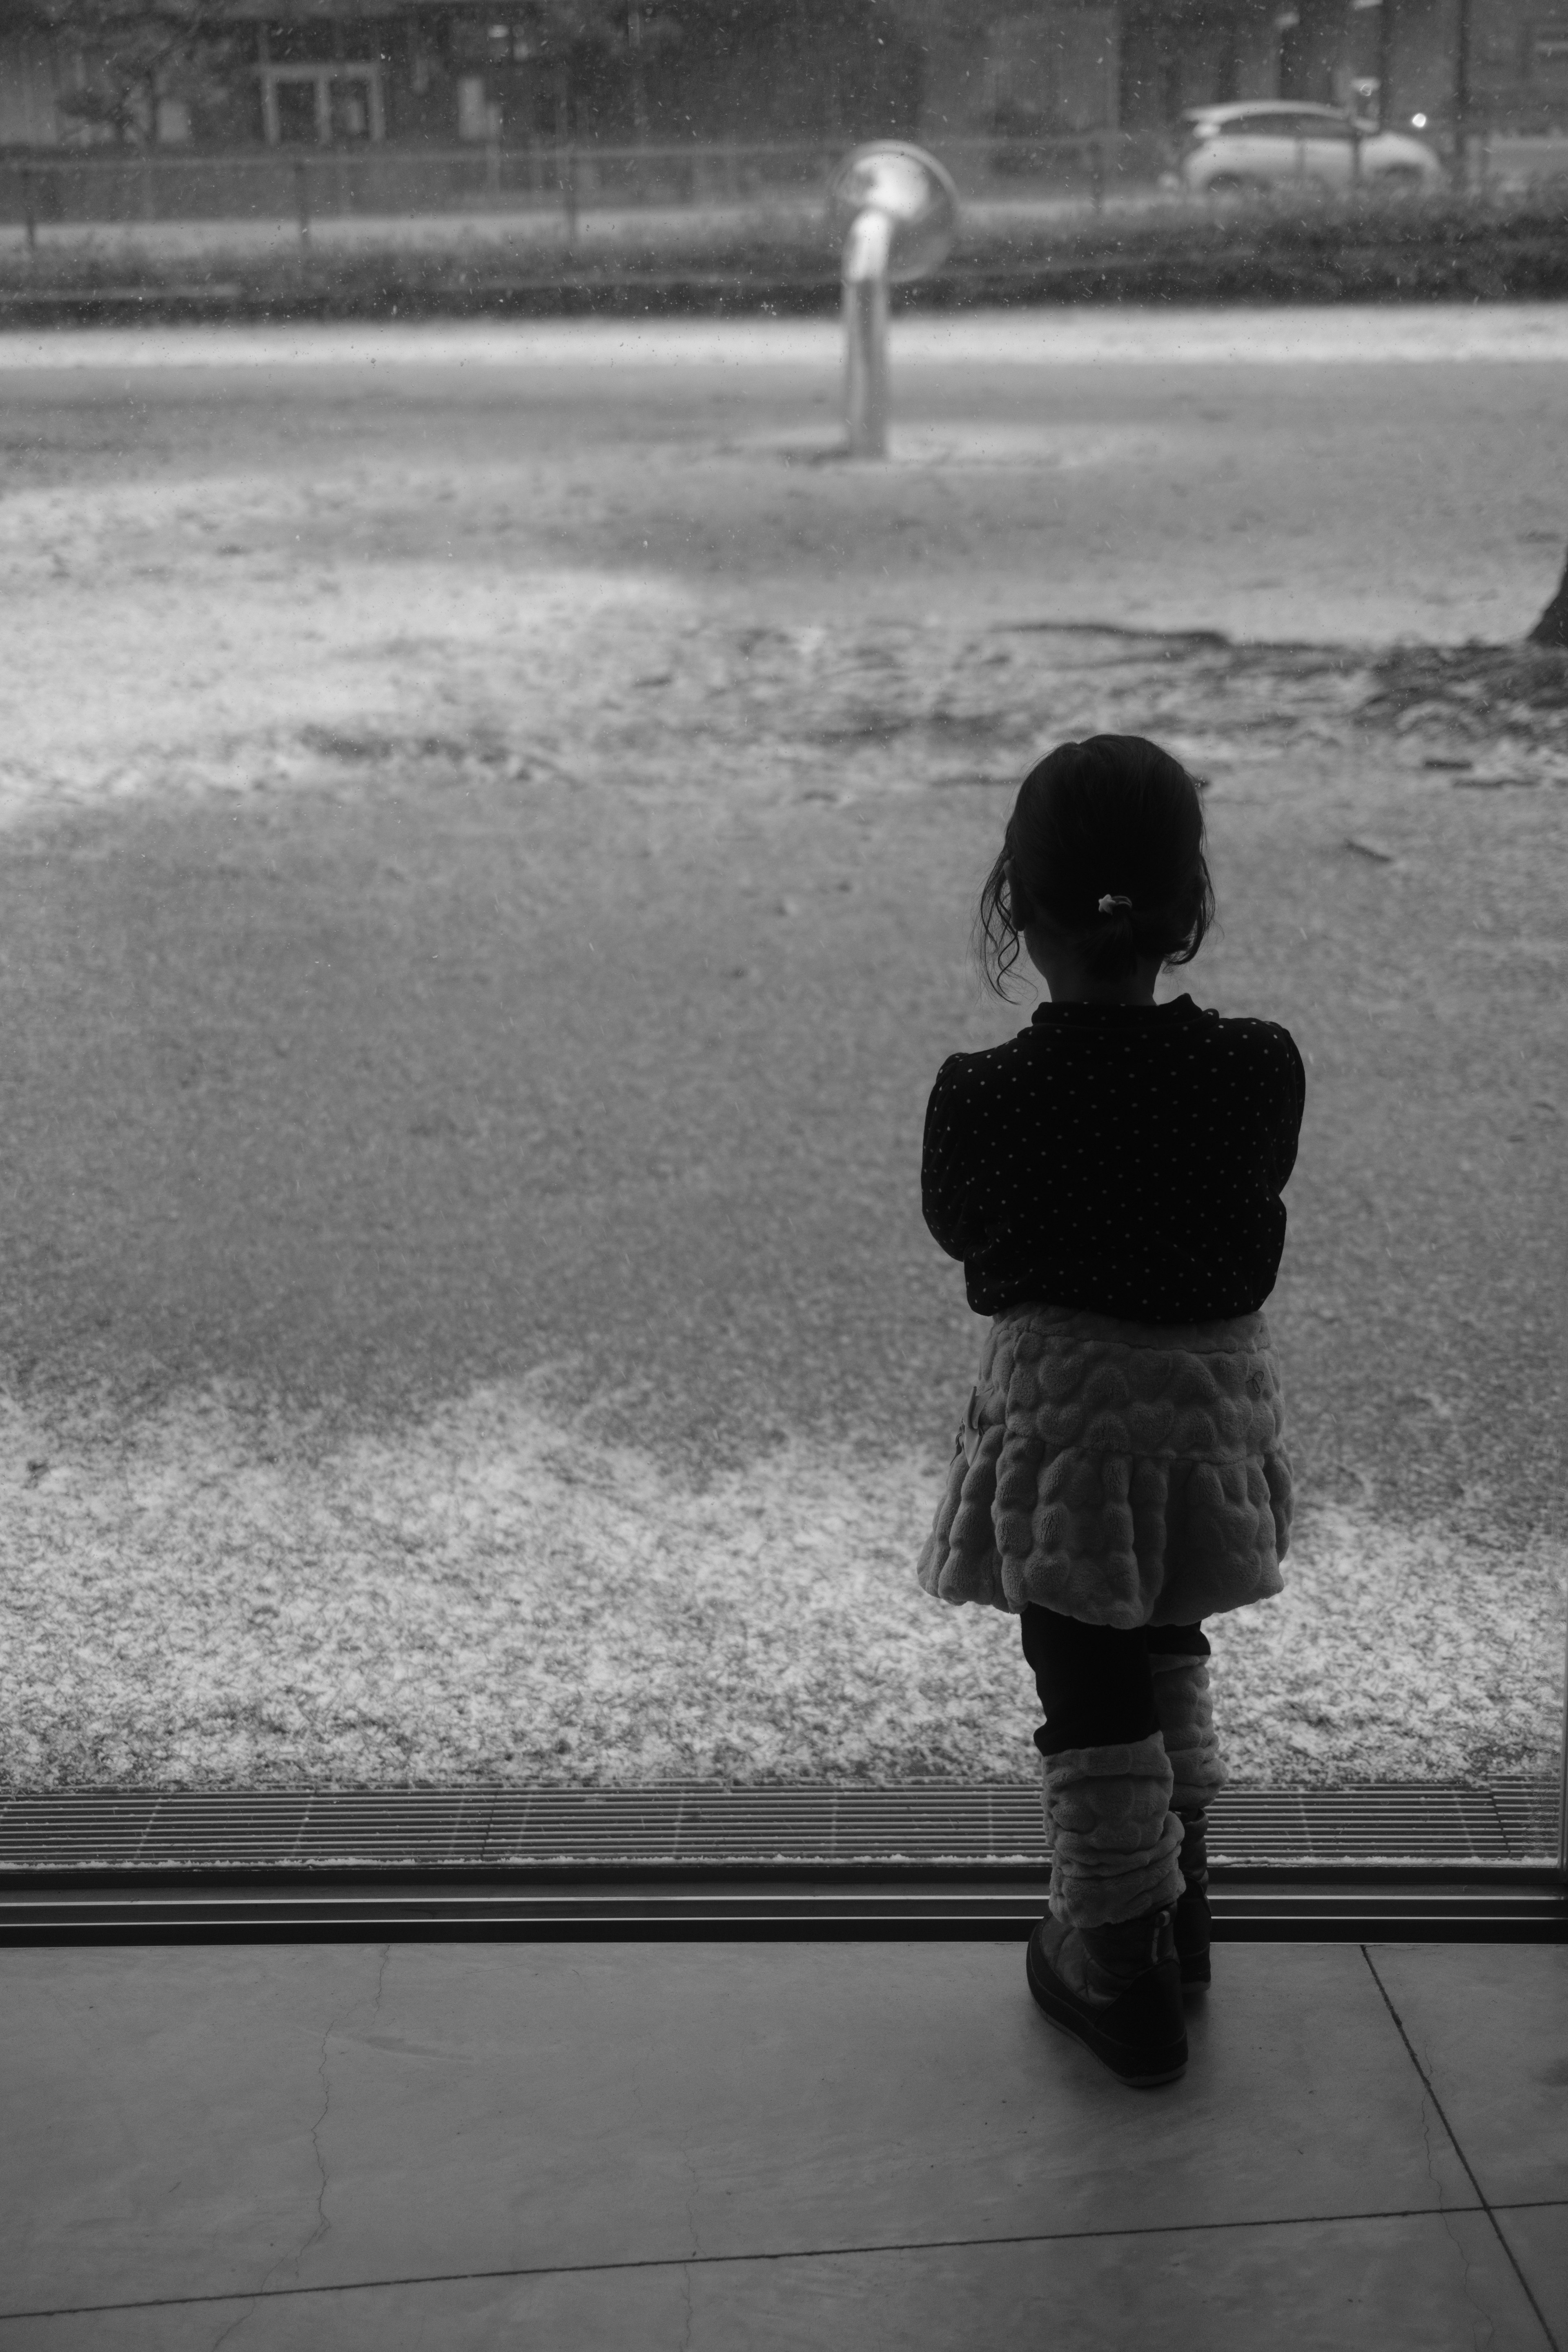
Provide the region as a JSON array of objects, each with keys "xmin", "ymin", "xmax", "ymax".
[{"xmin": 1021, "ymin": 1605, "xmax": 1210, "ymax": 1759}]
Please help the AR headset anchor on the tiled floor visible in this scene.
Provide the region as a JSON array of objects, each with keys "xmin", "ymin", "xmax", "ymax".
[{"xmin": 0, "ymin": 1939, "xmax": 1563, "ymax": 2350}]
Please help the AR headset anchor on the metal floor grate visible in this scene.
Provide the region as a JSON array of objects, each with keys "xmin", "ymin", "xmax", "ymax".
[{"xmin": 0, "ymin": 1782, "xmax": 1559, "ymax": 1871}]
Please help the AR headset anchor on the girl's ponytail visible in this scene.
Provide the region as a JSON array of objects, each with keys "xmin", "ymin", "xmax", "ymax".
[{"xmin": 972, "ymin": 735, "xmax": 1216, "ymax": 999}]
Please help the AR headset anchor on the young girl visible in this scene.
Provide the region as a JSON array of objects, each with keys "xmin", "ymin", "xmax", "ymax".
[{"xmin": 918, "ymin": 735, "xmax": 1304, "ymax": 2091}]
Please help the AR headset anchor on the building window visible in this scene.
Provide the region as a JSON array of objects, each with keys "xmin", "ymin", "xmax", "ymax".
[
  {"xmin": 487, "ymin": 20, "xmax": 536, "ymax": 62},
  {"xmin": 457, "ymin": 73, "xmax": 500, "ymax": 138},
  {"xmin": 450, "ymin": 15, "xmax": 538, "ymax": 69},
  {"xmin": 263, "ymin": 21, "xmax": 337, "ymax": 67},
  {"xmin": 260, "ymin": 63, "xmax": 386, "ymax": 143}
]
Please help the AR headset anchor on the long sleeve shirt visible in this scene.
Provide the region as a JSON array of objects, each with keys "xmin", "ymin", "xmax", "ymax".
[{"xmin": 921, "ymin": 993, "xmax": 1305, "ymax": 1324}]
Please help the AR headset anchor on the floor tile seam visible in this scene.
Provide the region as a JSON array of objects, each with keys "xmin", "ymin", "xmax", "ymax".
[
  {"xmin": 1359, "ymin": 1944, "xmax": 1565, "ymax": 2352},
  {"xmin": 0, "ymin": 2202, "xmax": 1504, "ymax": 2326}
]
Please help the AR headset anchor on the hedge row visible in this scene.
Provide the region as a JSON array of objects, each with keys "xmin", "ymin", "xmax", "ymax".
[{"xmin": 3, "ymin": 193, "xmax": 1566, "ymax": 321}]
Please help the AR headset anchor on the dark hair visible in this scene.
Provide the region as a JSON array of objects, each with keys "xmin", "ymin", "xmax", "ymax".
[{"xmin": 972, "ymin": 735, "xmax": 1216, "ymax": 999}]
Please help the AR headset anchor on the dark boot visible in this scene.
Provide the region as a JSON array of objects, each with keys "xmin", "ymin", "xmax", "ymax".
[
  {"xmin": 1174, "ymin": 1808, "xmax": 1211, "ymax": 1988},
  {"xmin": 1026, "ymin": 1903, "xmax": 1187, "ymax": 2088},
  {"xmin": 1151, "ymin": 1653, "xmax": 1222, "ymax": 1991}
]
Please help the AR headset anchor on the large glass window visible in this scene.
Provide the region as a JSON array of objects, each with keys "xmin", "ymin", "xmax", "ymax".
[{"xmin": 0, "ymin": 6, "xmax": 1563, "ymax": 1875}]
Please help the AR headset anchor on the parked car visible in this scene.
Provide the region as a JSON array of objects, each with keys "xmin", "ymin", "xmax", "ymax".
[{"xmin": 1170, "ymin": 101, "xmax": 1445, "ymax": 196}]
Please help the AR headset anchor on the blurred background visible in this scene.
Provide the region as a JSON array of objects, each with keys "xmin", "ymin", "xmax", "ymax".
[{"xmin": 0, "ymin": 0, "xmax": 1564, "ymax": 260}]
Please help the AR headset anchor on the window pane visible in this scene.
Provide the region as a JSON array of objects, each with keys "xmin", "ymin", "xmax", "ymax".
[
  {"xmin": 264, "ymin": 20, "xmax": 336, "ymax": 65},
  {"xmin": 272, "ymin": 79, "xmax": 320, "ymax": 142},
  {"xmin": 0, "ymin": 20, "xmax": 1562, "ymax": 1867}
]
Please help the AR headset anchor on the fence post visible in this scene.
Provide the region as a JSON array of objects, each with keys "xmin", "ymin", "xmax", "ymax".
[
  {"xmin": 1089, "ymin": 136, "xmax": 1104, "ymax": 211},
  {"xmin": 486, "ymin": 133, "xmax": 500, "ymax": 198},
  {"xmin": 294, "ymin": 154, "xmax": 310, "ymax": 250},
  {"xmin": 21, "ymin": 164, "xmax": 37, "ymax": 257}
]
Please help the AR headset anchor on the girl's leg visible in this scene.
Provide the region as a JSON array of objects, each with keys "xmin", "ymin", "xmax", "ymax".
[
  {"xmin": 1020, "ymin": 1604, "xmax": 1160, "ymax": 1757},
  {"xmin": 1018, "ymin": 1605, "xmax": 1184, "ymax": 1930},
  {"xmin": 1018, "ymin": 1605, "xmax": 1187, "ymax": 2083},
  {"xmin": 1147, "ymin": 1623, "xmax": 1221, "ymax": 1987},
  {"xmin": 1147, "ymin": 1623, "xmax": 1222, "ymax": 1811}
]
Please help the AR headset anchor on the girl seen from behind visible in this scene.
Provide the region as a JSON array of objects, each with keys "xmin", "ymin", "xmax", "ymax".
[{"xmin": 918, "ymin": 735, "xmax": 1305, "ymax": 2090}]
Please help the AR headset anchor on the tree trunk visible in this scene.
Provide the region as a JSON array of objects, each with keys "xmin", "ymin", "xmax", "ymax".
[
  {"xmin": 1376, "ymin": 0, "xmax": 1395, "ymax": 130},
  {"xmin": 627, "ymin": 6, "xmax": 648, "ymax": 143},
  {"xmin": 1527, "ymin": 547, "xmax": 1568, "ymax": 649}
]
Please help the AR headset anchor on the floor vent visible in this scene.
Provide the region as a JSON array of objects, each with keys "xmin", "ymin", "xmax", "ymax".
[{"xmin": 0, "ymin": 1781, "xmax": 1559, "ymax": 1871}]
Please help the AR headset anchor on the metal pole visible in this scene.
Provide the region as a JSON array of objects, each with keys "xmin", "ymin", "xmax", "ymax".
[
  {"xmin": 842, "ymin": 207, "xmax": 891, "ymax": 459},
  {"xmin": 1557, "ymin": 1222, "xmax": 1568, "ymax": 1881}
]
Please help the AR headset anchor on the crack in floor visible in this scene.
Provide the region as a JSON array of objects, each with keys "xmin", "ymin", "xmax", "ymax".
[{"xmin": 1361, "ymin": 1946, "xmax": 1561, "ymax": 2352}]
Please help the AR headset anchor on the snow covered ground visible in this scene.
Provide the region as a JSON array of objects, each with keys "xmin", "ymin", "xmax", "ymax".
[
  {"xmin": 2, "ymin": 1375, "xmax": 1560, "ymax": 1789},
  {"xmin": 0, "ymin": 309, "xmax": 1562, "ymax": 1792}
]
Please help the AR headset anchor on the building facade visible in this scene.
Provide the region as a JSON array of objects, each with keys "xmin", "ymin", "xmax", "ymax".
[{"xmin": 1, "ymin": 0, "xmax": 1564, "ymax": 152}]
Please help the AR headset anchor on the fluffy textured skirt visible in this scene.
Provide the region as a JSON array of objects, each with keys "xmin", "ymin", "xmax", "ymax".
[{"xmin": 918, "ymin": 1301, "xmax": 1292, "ymax": 1628}]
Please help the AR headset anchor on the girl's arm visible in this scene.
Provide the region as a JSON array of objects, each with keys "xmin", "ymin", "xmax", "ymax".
[
  {"xmin": 921, "ymin": 1056, "xmax": 977, "ymax": 1260},
  {"xmin": 1266, "ymin": 1031, "xmax": 1308, "ymax": 1192}
]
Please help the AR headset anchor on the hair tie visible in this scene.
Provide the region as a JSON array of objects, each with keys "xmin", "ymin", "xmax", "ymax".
[{"xmin": 1097, "ymin": 894, "xmax": 1132, "ymax": 915}]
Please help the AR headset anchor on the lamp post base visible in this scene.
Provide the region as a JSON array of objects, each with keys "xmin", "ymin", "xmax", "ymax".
[{"xmin": 842, "ymin": 270, "xmax": 890, "ymax": 460}]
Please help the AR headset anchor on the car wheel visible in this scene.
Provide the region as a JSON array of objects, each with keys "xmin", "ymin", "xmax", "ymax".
[
  {"xmin": 1205, "ymin": 173, "xmax": 1267, "ymax": 199},
  {"xmin": 1373, "ymin": 164, "xmax": 1425, "ymax": 193}
]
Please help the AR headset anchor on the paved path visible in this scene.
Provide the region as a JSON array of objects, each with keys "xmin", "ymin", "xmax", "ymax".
[{"xmin": 6, "ymin": 301, "xmax": 1568, "ymax": 368}]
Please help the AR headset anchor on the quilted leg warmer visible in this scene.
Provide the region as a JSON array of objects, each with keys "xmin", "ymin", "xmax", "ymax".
[
  {"xmin": 1042, "ymin": 1733, "xmax": 1185, "ymax": 1931},
  {"xmin": 1150, "ymin": 1653, "xmax": 1225, "ymax": 1814}
]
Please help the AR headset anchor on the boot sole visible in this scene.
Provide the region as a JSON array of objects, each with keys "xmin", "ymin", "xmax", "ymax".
[{"xmin": 1027, "ymin": 1934, "xmax": 1188, "ymax": 2088}]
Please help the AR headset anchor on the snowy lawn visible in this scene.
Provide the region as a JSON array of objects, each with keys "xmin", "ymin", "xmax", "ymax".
[
  {"xmin": 3, "ymin": 1376, "xmax": 1561, "ymax": 1790},
  {"xmin": 0, "ymin": 313, "xmax": 1564, "ymax": 1794}
]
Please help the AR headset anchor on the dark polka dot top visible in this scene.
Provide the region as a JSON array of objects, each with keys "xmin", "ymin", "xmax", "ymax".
[{"xmin": 922, "ymin": 994, "xmax": 1306, "ymax": 1323}]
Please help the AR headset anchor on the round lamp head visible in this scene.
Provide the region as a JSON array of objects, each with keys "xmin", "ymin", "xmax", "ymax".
[{"xmin": 826, "ymin": 141, "xmax": 958, "ymax": 284}]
